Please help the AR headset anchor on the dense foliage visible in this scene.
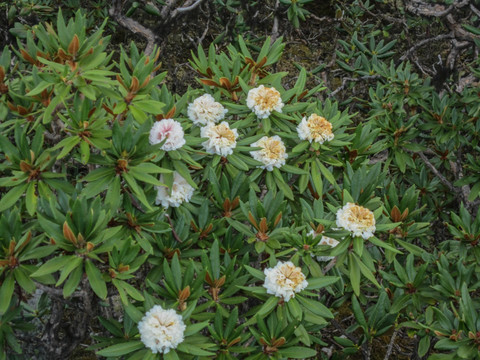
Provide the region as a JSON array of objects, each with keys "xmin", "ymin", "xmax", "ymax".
[{"xmin": 1, "ymin": 1, "xmax": 480, "ymax": 359}]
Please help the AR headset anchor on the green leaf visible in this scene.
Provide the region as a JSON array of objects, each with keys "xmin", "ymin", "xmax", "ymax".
[
  {"xmin": 85, "ymin": 259, "xmax": 107, "ymax": 299},
  {"xmin": 25, "ymin": 181, "xmax": 38, "ymax": 216},
  {"xmin": 0, "ymin": 183, "xmax": 28, "ymax": 212},
  {"xmin": 184, "ymin": 321, "xmax": 209, "ymax": 337},
  {"xmin": 297, "ymin": 295, "xmax": 333, "ymax": 319},
  {"xmin": 31, "ymin": 256, "xmax": 72, "ymax": 278},
  {"xmin": 287, "ymin": 297, "xmax": 303, "ymax": 320},
  {"xmin": 177, "ymin": 343, "xmax": 215, "ymax": 356},
  {"xmin": 96, "ymin": 341, "xmax": 145, "ymax": 357},
  {"xmin": 349, "ymin": 253, "xmax": 361, "ymax": 296},
  {"xmin": 281, "ymin": 165, "xmax": 308, "ymax": 175},
  {"xmin": 278, "ymin": 346, "xmax": 317, "ymax": 358},
  {"xmin": 257, "ymin": 296, "xmax": 279, "ymax": 317},
  {"xmin": 55, "ymin": 136, "xmax": 81, "ymax": 159},
  {"xmin": 244, "ymin": 265, "xmax": 265, "ymax": 280},
  {"xmin": 353, "ymin": 253, "xmax": 381, "ymax": 288},
  {"xmin": 0, "ymin": 274, "xmax": 15, "ymax": 314},
  {"xmin": 14, "ymin": 267, "xmax": 35, "ymax": 293},
  {"xmin": 305, "ymin": 276, "xmax": 339, "ymax": 290}
]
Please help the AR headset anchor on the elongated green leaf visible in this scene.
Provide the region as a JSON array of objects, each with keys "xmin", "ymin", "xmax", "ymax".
[
  {"xmin": 0, "ymin": 183, "xmax": 28, "ymax": 212},
  {"xmin": 279, "ymin": 346, "xmax": 317, "ymax": 358},
  {"xmin": 85, "ymin": 259, "xmax": 107, "ymax": 299},
  {"xmin": 97, "ymin": 341, "xmax": 145, "ymax": 357},
  {"xmin": 297, "ymin": 295, "xmax": 333, "ymax": 319},
  {"xmin": 305, "ymin": 276, "xmax": 339, "ymax": 290},
  {"xmin": 0, "ymin": 274, "xmax": 15, "ymax": 314},
  {"xmin": 30, "ymin": 255, "xmax": 72, "ymax": 278}
]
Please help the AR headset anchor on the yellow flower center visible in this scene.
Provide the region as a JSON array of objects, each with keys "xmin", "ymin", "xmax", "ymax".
[
  {"xmin": 263, "ymin": 139, "xmax": 285, "ymax": 160},
  {"xmin": 347, "ymin": 204, "xmax": 375, "ymax": 227},
  {"xmin": 213, "ymin": 123, "xmax": 236, "ymax": 142},
  {"xmin": 254, "ymin": 87, "xmax": 281, "ymax": 111},
  {"xmin": 307, "ymin": 114, "xmax": 333, "ymax": 139},
  {"xmin": 277, "ymin": 263, "xmax": 306, "ymax": 288}
]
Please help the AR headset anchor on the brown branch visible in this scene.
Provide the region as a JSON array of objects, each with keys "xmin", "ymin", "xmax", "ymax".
[
  {"xmin": 165, "ymin": 213, "xmax": 183, "ymax": 242},
  {"xmin": 399, "ymin": 33, "xmax": 454, "ymax": 62},
  {"xmin": 329, "ymin": 75, "xmax": 380, "ymax": 98},
  {"xmin": 383, "ymin": 329, "xmax": 398, "ymax": 360},
  {"xmin": 109, "ymin": 0, "xmax": 157, "ymax": 56},
  {"xmin": 417, "ymin": 151, "xmax": 456, "ymax": 193},
  {"xmin": 271, "ymin": 0, "xmax": 280, "ymax": 42}
]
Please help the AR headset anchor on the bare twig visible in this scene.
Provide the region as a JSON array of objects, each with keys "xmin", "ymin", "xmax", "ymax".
[
  {"xmin": 165, "ymin": 213, "xmax": 183, "ymax": 242},
  {"xmin": 109, "ymin": 0, "xmax": 157, "ymax": 55},
  {"xmin": 446, "ymin": 39, "xmax": 470, "ymax": 71},
  {"xmin": 271, "ymin": 0, "xmax": 280, "ymax": 42},
  {"xmin": 323, "ymin": 258, "xmax": 337, "ymax": 274},
  {"xmin": 176, "ymin": 0, "xmax": 204, "ymax": 14},
  {"xmin": 399, "ymin": 33, "xmax": 454, "ymax": 62},
  {"xmin": 471, "ymin": 3, "xmax": 480, "ymax": 17},
  {"xmin": 329, "ymin": 75, "xmax": 380, "ymax": 98},
  {"xmin": 35, "ymin": 283, "xmax": 86, "ymax": 299},
  {"xmin": 405, "ymin": 0, "xmax": 453, "ymax": 17},
  {"xmin": 383, "ymin": 329, "xmax": 398, "ymax": 360},
  {"xmin": 447, "ymin": 15, "xmax": 480, "ymax": 43},
  {"xmin": 417, "ymin": 151, "xmax": 456, "ymax": 193}
]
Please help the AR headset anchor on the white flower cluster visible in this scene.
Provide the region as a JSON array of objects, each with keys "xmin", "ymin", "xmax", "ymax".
[
  {"xmin": 308, "ymin": 230, "xmax": 340, "ymax": 262},
  {"xmin": 187, "ymin": 94, "xmax": 228, "ymax": 126},
  {"xmin": 336, "ymin": 202, "xmax": 376, "ymax": 240},
  {"xmin": 155, "ymin": 172, "xmax": 194, "ymax": 208},
  {"xmin": 246, "ymin": 85, "xmax": 284, "ymax": 119},
  {"xmin": 201, "ymin": 121, "xmax": 238, "ymax": 157},
  {"xmin": 149, "ymin": 119, "xmax": 185, "ymax": 151},
  {"xmin": 263, "ymin": 261, "xmax": 308, "ymax": 302},
  {"xmin": 250, "ymin": 135, "xmax": 288, "ymax": 171},
  {"xmin": 297, "ymin": 114, "xmax": 334, "ymax": 144},
  {"xmin": 138, "ymin": 305, "xmax": 186, "ymax": 354}
]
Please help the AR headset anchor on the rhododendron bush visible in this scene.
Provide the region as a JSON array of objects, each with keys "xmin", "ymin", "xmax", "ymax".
[{"xmin": 1, "ymin": 4, "xmax": 480, "ymax": 360}]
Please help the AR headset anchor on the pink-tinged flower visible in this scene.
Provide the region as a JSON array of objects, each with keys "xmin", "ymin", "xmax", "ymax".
[
  {"xmin": 187, "ymin": 94, "xmax": 228, "ymax": 126},
  {"xmin": 149, "ymin": 119, "xmax": 186, "ymax": 151},
  {"xmin": 155, "ymin": 172, "xmax": 194, "ymax": 208}
]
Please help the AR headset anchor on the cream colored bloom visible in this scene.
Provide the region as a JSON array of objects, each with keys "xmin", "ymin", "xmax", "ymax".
[
  {"xmin": 187, "ymin": 94, "xmax": 228, "ymax": 126},
  {"xmin": 138, "ymin": 305, "xmax": 186, "ymax": 354},
  {"xmin": 263, "ymin": 261, "xmax": 308, "ymax": 302},
  {"xmin": 155, "ymin": 172, "xmax": 194, "ymax": 208},
  {"xmin": 250, "ymin": 135, "xmax": 288, "ymax": 171},
  {"xmin": 201, "ymin": 121, "xmax": 238, "ymax": 157},
  {"xmin": 297, "ymin": 114, "xmax": 334, "ymax": 144},
  {"xmin": 308, "ymin": 230, "xmax": 340, "ymax": 262},
  {"xmin": 336, "ymin": 203, "xmax": 376, "ymax": 239},
  {"xmin": 246, "ymin": 85, "xmax": 284, "ymax": 119},
  {"xmin": 149, "ymin": 119, "xmax": 185, "ymax": 151}
]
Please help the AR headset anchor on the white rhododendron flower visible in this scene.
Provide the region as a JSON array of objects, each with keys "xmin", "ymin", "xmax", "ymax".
[
  {"xmin": 250, "ymin": 135, "xmax": 288, "ymax": 171},
  {"xmin": 149, "ymin": 119, "xmax": 186, "ymax": 151},
  {"xmin": 138, "ymin": 305, "xmax": 186, "ymax": 354},
  {"xmin": 155, "ymin": 172, "xmax": 194, "ymax": 208},
  {"xmin": 297, "ymin": 114, "xmax": 334, "ymax": 144},
  {"xmin": 246, "ymin": 85, "xmax": 284, "ymax": 119},
  {"xmin": 263, "ymin": 261, "xmax": 308, "ymax": 302},
  {"xmin": 336, "ymin": 202, "xmax": 376, "ymax": 240},
  {"xmin": 201, "ymin": 121, "xmax": 238, "ymax": 157},
  {"xmin": 187, "ymin": 94, "xmax": 228, "ymax": 126},
  {"xmin": 308, "ymin": 230, "xmax": 340, "ymax": 262}
]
